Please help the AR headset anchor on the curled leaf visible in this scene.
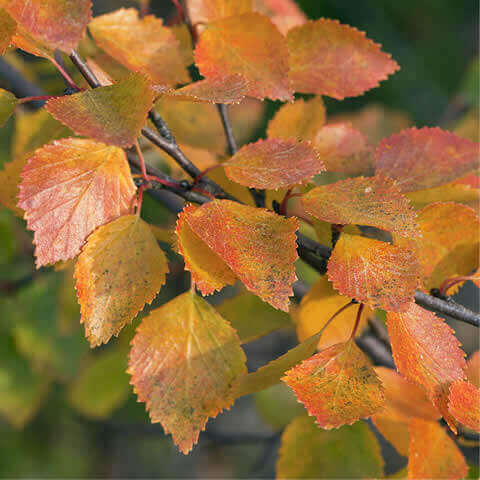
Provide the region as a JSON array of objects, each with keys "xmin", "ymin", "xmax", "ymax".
[
  {"xmin": 327, "ymin": 233, "xmax": 420, "ymax": 311},
  {"xmin": 46, "ymin": 73, "xmax": 154, "ymax": 147},
  {"xmin": 287, "ymin": 19, "xmax": 399, "ymax": 99},
  {"xmin": 18, "ymin": 138, "xmax": 136, "ymax": 267},
  {"xmin": 75, "ymin": 215, "xmax": 168, "ymax": 347},
  {"xmin": 283, "ymin": 340, "xmax": 385, "ymax": 429},
  {"xmin": 224, "ymin": 138, "xmax": 324, "ymax": 189},
  {"xmin": 375, "ymin": 127, "xmax": 479, "ymax": 193},
  {"xmin": 128, "ymin": 290, "xmax": 247, "ymax": 454}
]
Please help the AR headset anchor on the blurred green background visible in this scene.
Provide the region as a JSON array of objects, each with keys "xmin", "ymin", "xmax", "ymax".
[{"xmin": 0, "ymin": 0, "xmax": 478, "ymax": 478}]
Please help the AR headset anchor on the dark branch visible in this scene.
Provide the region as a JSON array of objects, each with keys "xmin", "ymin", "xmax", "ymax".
[{"xmin": 216, "ymin": 103, "xmax": 238, "ymax": 155}]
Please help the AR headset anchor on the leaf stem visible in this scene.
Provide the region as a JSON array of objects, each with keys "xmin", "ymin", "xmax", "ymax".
[
  {"xmin": 51, "ymin": 57, "xmax": 81, "ymax": 92},
  {"xmin": 18, "ymin": 95, "xmax": 55, "ymax": 104},
  {"xmin": 350, "ymin": 303, "xmax": 364, "ymax": 340}
]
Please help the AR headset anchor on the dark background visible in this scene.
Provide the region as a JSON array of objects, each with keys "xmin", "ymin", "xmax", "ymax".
[{"xmin": 0, "ymin": 0, "xmax": 478, "ymax": 478}]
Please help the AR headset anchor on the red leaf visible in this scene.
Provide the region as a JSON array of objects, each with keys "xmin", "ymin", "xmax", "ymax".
[
  {"xmin": 18, "ymin": 138, "xmax": 136, "ymax": 267},
  {"xmin": 448, "ymin": 380, "xmax": 480, "ymax": 432},
  {"xmin": 387, "ymin": 303, "xmax": 467, "ymax": 432},
  {"xmin": 283, "ymin": 340, "xmax": 385, "ymax": 429},
  {"xmin": 327, "ymin": 233, "xmax": 420, "ymax": 311},
  {"xmin": 195, "ymin": 12, "xmax": 293, "ymax": 101},
  {"xmin": 46, "ymin": 73, "xmax": 154, "ymax": 148},
  {"xmin": 376, "ymin": 127, "xmax": 479, "ymax": 193},
  {"xmin": 223, "ymin": 138, "xmax": 324, "ymax": 189},
  {"xmin": 302, "ymin": 175, "xmax": 419, "ymax": 237},
  {"xmin": 287, "ymin": 19, "xmax": 399, "ymax": 99}
]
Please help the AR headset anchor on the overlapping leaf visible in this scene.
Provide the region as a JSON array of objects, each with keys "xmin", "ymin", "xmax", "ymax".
[
  {"xmin": 375, "ymin": 127, "xmax": 479, "ymax": 192},
  {"xmin": 277, "ymin": 417, "xmax": 384, "ymax": 479},
  {"xmin": 387, "ymin": 303, "xmax": 466, "ymax": 432},
  {"xmin": 0, "ymin": 8, "xmax": 16, "ymax": 54},
  {"xmin": 223, "ymin": 138, "xmax": 324, "ymax": 189},
  {"xmin": 396, "ymin": 202, "xmax": 479, "ymax": 291},
  {"xmin": 327, "ymin": 233, "xmax": 420, "ymax": 311},
  {"xmin": 75, "ymin": 215, "xmax": 168, "ymax": 347},
  {"xmin": 448, "ymin": 380, "xmax": 480, "ymax": 432},
  {"xmin": 176, "ymin": 200, "xmax": 298, "ymax": 311},
  {"xmin": 294, "ymin": 276, "xmax": 369, "ymax": 348},
  {"xmin": 18, "ymin": 138, "xmax": 136, "ymax": 266},
  {"xmin": 195, "ymin": 12, "xmax": 293, "ymax": 101},
  {"xmin": 466, "ymin": 351, "xmax": 480, "ymax": 387},
  {"xmin": 186, "ymin": 0, "xmax": 252, "ymax": 25},
  {"xmin": 89, "ymin": 9, "xmax": 189, "ymax": 86},
  {"xmin": 267, "ymin": 96, "xmax": 325, "ymax": 141},
  {"xmin": 168, "ymin": 74, "xmax": 248, "ymax": 104},
  {"xmin": 282, "ymin": 340, "xmax": 384, "ymax": 429},
  {"xmin": 312, "ymin": 123, "xmax": 374, "ymax": 175},
  {"xmin": 302, "ymin": 176, "xmax": 419, "ymax": 237},
  {"xmin": 406, "ymin": 183, "xmax": 480, "ymax": 211},
  {"xmin": 46, "ymin": 73, "xmax": 154, "ymax": 147},
  {"xmin": 407, "ymin": 419, "xmax": 468, "ymax": 480},
  {"xmin": 287, "ymin": 19, "xmax": 399, "ymax": 99},
  {"xmin": 0, "ymin": 88, "xmax": 17, "ymax": 127},
  {"xmin": 2, "ymin": 0, "xmax": 91, "ymax": 53},
  {"xmin": 128, "ymin": 290, "xmax": 247, "ymax": 454},
  {"xmin": 253, "ymin": 0, "xmax": 307, "ymax": 34}
]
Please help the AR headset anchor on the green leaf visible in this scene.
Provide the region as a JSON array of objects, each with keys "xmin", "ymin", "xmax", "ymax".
[{"xmin": 0, "ymin": 89, "xmax": 17, "ymax": 127}]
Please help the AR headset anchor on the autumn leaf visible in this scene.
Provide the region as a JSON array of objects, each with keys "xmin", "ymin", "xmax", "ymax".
[
  {"xmin": 386, "ymin": 302, "xmax": 466, "ymax": 432},
  {"xmin": 186, "ymin": 0, "xmax": 252, "ymax": 25},
  {"xmin": 277, "ymin": 417, "xmax": 384, "ymax": 479},
  {"xmin": 128, "ymin": 290, "xmax": 247, "ymax": 454},
  {"xmin": 46, "ymin": 73, "xmax": 154, "ymax": 147},
  {"xmin": 2, "ymin": 0, "xmax": 91, "ymax": 53},
  {"xmin": 195, "ymin": 12, "xmax": 293, "ymax": 101},
  {"xmin": 466, "ymin": 351, "xmax": 480, "ymax": 387},
  {"xmin": 253, "ymin": 0, "xmax": 307, "ymax": 35},
  {"xmin": 282, "ymin": 340, "xmax": 384, "ymax": 429},
  {"xmin": 89, "ymin": 8, "xmax": 189, "ymax": 86},
  {"xmin": 167, "ymin": 74, "xmax": 248, "ymax": 104},
  {"xmin": 223, "ymin": 138, "xmax": 324, "ymax": 189},
  {"xmin": 406, "ymin": 183, "xmax": 480, "ymax": 211},
  {"xmin": 0, "ymin": 8, "xmax": 15, "ymax": 55},
  {"xmin": 375, "ymin": 127, "xmax": 479, "ymax": 192},
  {"xmin": 18, "ymin": 138, "xmax": 136, "ymax": 267},
  {"xmin": 287, "ymin": 19, "xmax": 399, "ymax": 99},
  {"xmin": 407, "ymin": 419, "xmax": 468, "ymax": 480},
  {"xmin": 312, "ymin": 123, "xmax": 374, "ymax": 176},
  {"xmin": 448, "ymin": 380, "xmax": 480, "ymax": 432},
  {"xmin": 302, "ymin": 176, "xmax": 419, "ymax": 237},
  {"xmin": 177, "ymin": 200, "xmax": 298, "ymax": 311},
  {"xmin": 267, "ymin": 96, "xmax": 326, "ymax": 142},
  {"xmin": 294, "ymin": 275, "xmax": 369, "ymax": 348},
  {"xmin": 75, "ymin": 215, "xmax": 168, "ymax": 347},
  {"xmin": 327, "ymin": 233, "xmax": 420, "ymax": 311},
  {"xmin": 395, "ymin": 202, "xmax": 479, "ymax": 291},
  {"xmin": 0, "ymin": 88, "xmax": 17, "ymax": 127}
]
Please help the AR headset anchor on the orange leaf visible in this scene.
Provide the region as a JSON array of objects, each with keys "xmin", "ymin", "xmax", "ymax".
[
  {"xmin": 266, "ymin": 96, "xmax": 325, "ymax": 142},
  {"xmin": 75, "ymin": 215, "xmax": 168, "ymax": 347},
  {"xmin": 282, "ymin": 340, "xmax": 385, "ymax": 429},
  {"xmin": 89, "ymin": 8, "xmax": 189, "ymax": 86},
  {"xmin": 407, "ymin": 419, "xmax": 467, "ymax": 480},
  {"xmin": 327, "ymin": 233, "xmax": 420, "ymax": 311},
  {"xmin": 302, "ymin": 176, "xmax": 419, "ymax": 237},
  {"xmin": 448, "ymin": 380, "xmax": 480, "ymax": 432},
  {"xmin": 46, "ymin": 73, "xmax": 154, "ymax": 148},
  {"xmin": 186, "ymin": 0, "xmax": 252, "ymax": 25},
  {"xmin": 167, "ymin": 74, "xmax": 248, "ymax": 104},
  {"xmin": 375, "ymin": 127, "xmax": 479, "ymax": 193},
  {"xmin": 253, "ymin": 0, "xmax": 307, "ymax": 35},
  {"xmin": 18, "ymin": 138, "xmax": 136, "ymax": 267},
  {"xmin": 466, "ymin": 351, "xmax": 480, "ymax": 388},
  {"xmin": 177, "ymin": 200, "xmax": 298, "ymax": 311},
  {"xmin": 287, "ymin": 19, "xmax": 399, "ymax": 99},
  {"xmin": 223, "ymin": 138, "xmax": 324, "ymax": 189},
  {"xmin": 396, "ymin": 202, "xmax": 479, "ymax": 291},
  {"xmin": 386, "ymin": 303, "xmax": 466, "ymax": 432},
  {"xmin": 195, "ymin": 12, "xmax": 293, "ymax": 101},
  {"xmin": 128, "ymin": 290, "xmax": 247, "ymax": 454},
  {"xmin": 176, "ymin": 205, "xmax": 237, "ymax": 295},
  {"xmin": 3, "ymin": 0, "xmax": 91, "ymax": 53},
  {"xmin": 294, "ymin": 275, "xmax": 369, "ymax": 348},
  {"xmin": 0, "ymin": 8, "xmax": 16, "ymax": 55},
  {"xmin": 312, "ymin": 123, "xmax": 374, "ymax": 176}
]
